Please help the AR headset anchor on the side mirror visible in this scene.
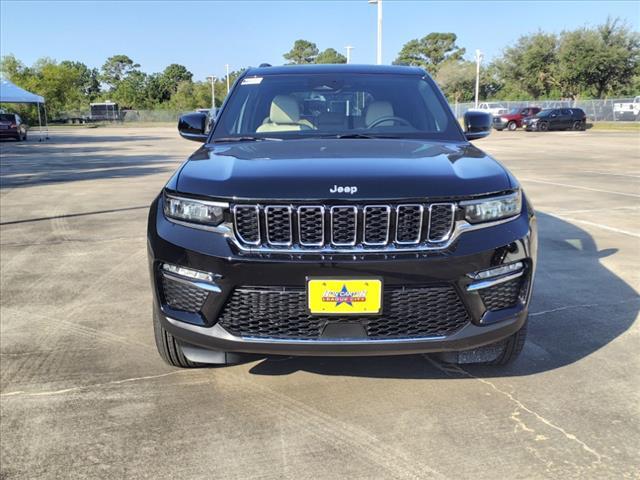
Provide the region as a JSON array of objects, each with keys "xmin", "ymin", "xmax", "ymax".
[
  {"xmin": 178, "ymin": 112, "xmax": 208, "ymax": 142},
  {"xmin": 463, "ymin": 110, "xmax": 492, "ymax": 141}
]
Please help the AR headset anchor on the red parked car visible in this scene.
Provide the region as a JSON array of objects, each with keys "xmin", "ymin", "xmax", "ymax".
[{"xmin": 493, "ymin": 107, "xmax": 541, "ymax": 131}]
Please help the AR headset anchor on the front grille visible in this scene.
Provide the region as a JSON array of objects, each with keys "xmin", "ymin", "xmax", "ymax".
[
  {"xmin": 479, "ymin": 277, "xmax": 523, "ymax": 311},
  {"xmin": 232, "ymin": 202, "xmax": 456, "ymax": 251},
  {"xmin": 161, "ymin": 276, "xmax": 209, "ymax": 313},
  {"xmin": 217, "ymin": 285, "xmax": 470, "ymax": 340}
]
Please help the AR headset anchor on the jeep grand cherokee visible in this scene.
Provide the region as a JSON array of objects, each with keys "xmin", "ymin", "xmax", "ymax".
[{"xmin": 148, "ymin": 64, "xmax": 537, "ymax": 367}]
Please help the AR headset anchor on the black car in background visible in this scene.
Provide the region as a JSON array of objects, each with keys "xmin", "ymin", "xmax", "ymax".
[
  {"xmin": 524, "ymin": 108, "xmax": 586, "ymax": 131},
  {"xmin": 0, "ymin": 113, "xmax": 28, "ymax": 141},
  {"xmin": 148, "ymin": 64, "xmax": 537, "ymax": 368}
]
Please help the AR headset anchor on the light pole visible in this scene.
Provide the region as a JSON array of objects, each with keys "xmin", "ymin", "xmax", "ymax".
[
  {"xmin": 207, "ymin": 75, "xmax": 216, "ymax": 112},
  {"xmin": 474, "ymin": 49, "xmax": 483, "ymax": 109},
  {"xmin": 345, "ymin": 46, "xmax": 354, "ymax": 64},
  {"xmin": 224, "ymin": 64, "xmax": 230, "ymax": 93},
  {"xmin": 368, "ymin": 0, "xmax": 382, "ymax": 64}
]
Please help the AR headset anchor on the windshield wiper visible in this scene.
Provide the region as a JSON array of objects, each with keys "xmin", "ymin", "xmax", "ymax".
[
  {"xmin": 327, "ymin": 133, "xmax": 382, "ymax": 138},
  {"xmin": 212, "ymin": 136, "xmax": 283, "ymax": 143}
]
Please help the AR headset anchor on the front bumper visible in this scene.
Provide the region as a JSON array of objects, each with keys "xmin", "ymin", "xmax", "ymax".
[
  {"xmin": 492, "ymin": 118, "xmax": 508, "ymax": 130},
  {"xmin": 148, "ymin": 196, "xmax": 537, "ymax": 356}
]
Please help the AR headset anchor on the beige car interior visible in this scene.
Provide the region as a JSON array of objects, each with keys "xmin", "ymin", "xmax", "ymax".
[
  {"xmin": 364, "ymin": 101, "xmax": 394, "ymax": 127},
  {"xmin": 257, "ymin": 95, "xmax": 315, "ymax": 132}
]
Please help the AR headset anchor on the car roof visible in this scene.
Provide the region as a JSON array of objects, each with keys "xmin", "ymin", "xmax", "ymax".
[{"xmin": 245, "ymin": 64, "xmax": 427, "ymax": 77}]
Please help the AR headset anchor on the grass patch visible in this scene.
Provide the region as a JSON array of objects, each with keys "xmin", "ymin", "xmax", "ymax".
[{"xmin": 588, "ymin": 121, "xmax": 640, "ymax": 131}]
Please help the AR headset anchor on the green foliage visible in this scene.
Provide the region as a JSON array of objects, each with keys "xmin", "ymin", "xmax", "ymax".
[
  {"xmin": 316, "ymin": 48, "xmax": 347, "ymax": 64},
  {"xmin": 557, "ymin": 18, "xmax": 639, "ymax": 98},
  {"xmin": 496, "ymin": 32, "xmax": 559, "ymax": 99},
  {"xmin": 100, "ymin": 54, "xmax": 140, "ymax": 89},
  {"xmin": 283, "ymin": 40, "xmax": 319, "ymax": 64},
  {"xmin": 394, "ymin": 33, "xmax": 465, "ymax": 75}
]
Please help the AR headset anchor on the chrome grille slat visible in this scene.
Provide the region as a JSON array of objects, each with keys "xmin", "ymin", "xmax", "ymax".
[
  {"xmin": 395, "ymin": 204, "xmax": 424, "ymax": 244},
  {"xmin": 330, "ymin": 206, "xmax": 358, "ymax": 246},
  {"xmin": 232, "ymin": 202, "xmax": 457, "ymax": 251},
  {"xmin": 297, "ymin": 206, "xmax": 325, "ymax": 246},
  {"xmin": 363, "ymin": 205, "xmax": 391, "ymax": 245},
  {"xmin": 265, "ymin": 205, "xmax": 293, "ymax": 246},
  {"xmin": 428, "ymin": 203, "xmax": 456, "ymax": 242}
]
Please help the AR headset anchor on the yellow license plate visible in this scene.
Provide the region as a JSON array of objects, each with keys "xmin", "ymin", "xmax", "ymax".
[{"xmin": 307, "ymin": 279, "xmax": 382, "ymax": 315}]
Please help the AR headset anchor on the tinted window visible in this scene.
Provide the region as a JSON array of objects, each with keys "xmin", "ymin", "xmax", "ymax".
[
  {"xmin": 0, "ymin": 114, "xmax": 16, "ymax": 122},
  {"xmin": 213, "ymin": 73, "xmax": 462, "ymax": 141},
  {"xmin": 560, "ymin": 109, "xmax": 571, "ymax": 115}
]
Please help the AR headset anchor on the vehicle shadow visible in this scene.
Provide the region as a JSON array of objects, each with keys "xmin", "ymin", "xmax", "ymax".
[{"xmin": 248, "ymin": 212, "xmax": 638, "ymax": 378}]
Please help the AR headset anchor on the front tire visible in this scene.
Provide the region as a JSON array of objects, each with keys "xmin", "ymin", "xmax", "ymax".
[
  {"xmin": 572, "ymin": 121, "xmax": 583, "ymax": 131},
  {"xmin": 507, "ymin": 121, "xmax": 517, "ymax": 131},
  {"xmin": 538, "ymin": 122, "xmax": 549, "ymax": 132},
  {"xmin": 153, "ymin": 310, "xmax": 202, "ymax": 368}
]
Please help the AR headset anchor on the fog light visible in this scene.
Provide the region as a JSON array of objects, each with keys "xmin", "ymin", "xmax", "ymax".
[
  {"xmin": 469, "ymin": 261, "xmax": 524, "ymax": 280},
  {"xmin": 162, "ymin": 263, "xmax": 219, "ymax": 283}
]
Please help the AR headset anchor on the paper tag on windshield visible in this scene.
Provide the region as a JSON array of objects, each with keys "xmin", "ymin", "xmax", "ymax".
[{"xmin": 241, "ymin": 77, "xmax": 263, "ymax": 85}]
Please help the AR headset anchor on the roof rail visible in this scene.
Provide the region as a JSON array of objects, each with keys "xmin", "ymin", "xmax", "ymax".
[{"xmin": 258, "ymin": 63, "xmax": 272, "ymax": 68}]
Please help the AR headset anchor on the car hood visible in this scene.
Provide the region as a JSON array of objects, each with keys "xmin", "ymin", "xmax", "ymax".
[{"xmin": 175, "ymin": 138, "xmax": 513, "ymax": 200}]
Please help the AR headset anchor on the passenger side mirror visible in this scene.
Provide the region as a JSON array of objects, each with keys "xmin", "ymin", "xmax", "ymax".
[
  {"xmin": 463, "ymin": 111, "xmax": 492, "ymax": 141},
  {"xmin": 178, "ymin": 112, "xmax": 209, "ymax": 142}
]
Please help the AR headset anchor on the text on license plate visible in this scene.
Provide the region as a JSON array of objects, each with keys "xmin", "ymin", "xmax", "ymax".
[{"xmin": 307, "ymin": 278, "xmax": 382, "ymax": 315}]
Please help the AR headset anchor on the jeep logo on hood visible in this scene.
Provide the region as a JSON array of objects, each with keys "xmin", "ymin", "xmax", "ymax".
[{"xmin": 329, "ymin": 185, "xmax": 358, "ymax": 194}]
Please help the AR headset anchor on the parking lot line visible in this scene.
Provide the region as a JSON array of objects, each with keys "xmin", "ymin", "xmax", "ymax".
[
  {"xmin": 519, "ymin": 177, "xmax": 640, "ymax": 198},
  {"xmin": 545, "ymin": 211, "xmax": 640, "ymax": 238}
]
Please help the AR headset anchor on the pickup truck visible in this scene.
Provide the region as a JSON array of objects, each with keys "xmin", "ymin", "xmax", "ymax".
[
  {"xmin": 613, "ymin": 96, "xmax": 639, "ymax": 121},
  {"xmin": 470, "ymin": 102, "xmax": 508, "ymax": 117}
]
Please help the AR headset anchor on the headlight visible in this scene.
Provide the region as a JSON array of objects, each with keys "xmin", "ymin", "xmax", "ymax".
[
  {"xmin": 163, "ymin": 193, "xmax": 226, "ymax": 226},
  {"xmin": 461, "ymin": 191, "xmax": 522, "ymax": 223},
  {"xmin": 500, "ymin": 117, "xmax": 508, "ymax": 122}
]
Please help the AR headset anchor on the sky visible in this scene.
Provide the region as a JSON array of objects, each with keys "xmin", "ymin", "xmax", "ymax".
[{"xmin": 1, "ymin": 0, "xmax": 639, "ymax": 81}]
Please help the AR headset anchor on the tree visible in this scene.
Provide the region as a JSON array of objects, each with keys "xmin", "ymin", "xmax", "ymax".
[
  {"xmin": 496, "ymin": 32, "xmax": 559, "ymax": 99},
  {"xmin": 316, "ymin": 48, "xmax": 347, "ymax": 64},
  {"xmin": 111, "ymin": 70, "xmax": 149, "ymax": 109},
  {"xmin": 436, "ymin": 61, "xmax": 476, "ymax": 103},
  {"xmin": 100, "ymin": 54, "xmax": 140, "ymax": 89},
  {"xmin": 557, "ymin": 18, "xmax": 640, "ymax": 99},
  {"xmin": 161, "ymin": 64, "xmax": 193, "ymax": 93},
  {"xmin": 60, "ymin": 61, "xmax": 100, "ymax": 100},
  {"xmin": 394, "ymin": 33, "xmax": 465, "ymax": 75},
  {"xmin": 283, "ymin": 40, "xmax": 319, "ymax": 64}
]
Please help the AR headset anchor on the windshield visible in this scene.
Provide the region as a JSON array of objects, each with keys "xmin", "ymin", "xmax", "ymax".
[
  {"xmin": 508, "ymin": 108, "xmax": 521, "ymax": 114},
  {"xmin": 212, "ymin": 73, "xmax": 463, "ymax": 141},
  {"xmin": 537, "ymin": 109, "xmax": 553, "ymax": 117}
]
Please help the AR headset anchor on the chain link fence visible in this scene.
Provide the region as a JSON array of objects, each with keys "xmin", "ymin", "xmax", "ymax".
[
  {"xmin": 53, "ymin": 97, "xmax": 639, "ymax": 125},
  {"xmin": 450, "ymin": 97, "xmax": 639, "ymax": 122}
]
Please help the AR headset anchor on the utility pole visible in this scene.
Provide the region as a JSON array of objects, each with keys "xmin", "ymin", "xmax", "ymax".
[
  {"xmin": 207, "ymin": 75, "xmax": 216, "ymax": 112},
  {"xmin": 345, "ymin": 46, "xmax": 354, "ymax": 64},
  {"xmin": 224, "ymin": 64, "xmax": 230, "ymax": 93},
  {"xmin": 474, "ymin": 49, "xmax": 483, "ymax": 109},
  {"xmin": 368, "ymin": 0, "xmax": 382, "ymax": 64}
]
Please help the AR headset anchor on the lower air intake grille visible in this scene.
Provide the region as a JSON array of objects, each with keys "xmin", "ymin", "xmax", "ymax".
[
  {"xmin": 162, "ymin": 276, "xmax": 209, "ymax": 313},
  {"xmin": 479, "ymin": 277, "xmax": 523, "ymax": 311},
  {"xmin": 217, "ymin": 285, "xmax": 470, "ymax": 340}
]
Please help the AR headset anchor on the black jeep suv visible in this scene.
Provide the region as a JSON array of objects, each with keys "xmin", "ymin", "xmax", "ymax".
[{"xmin": 148, "ymin": 65, "xmax": 537, "ymax": 367}]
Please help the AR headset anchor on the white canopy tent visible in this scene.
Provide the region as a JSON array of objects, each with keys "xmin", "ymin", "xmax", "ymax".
[{"xmin": 0, "ymin": 78, "xmax": 49, "ymax": 140}]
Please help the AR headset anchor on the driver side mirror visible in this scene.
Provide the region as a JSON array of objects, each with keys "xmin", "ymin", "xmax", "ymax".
[
  {"xmin": 463, "ymin": 111, "xmax": 492, "ymax": 141},
  {"xmin": 178, "ymin": 112, "xmax": 209, "ymax": 142}
]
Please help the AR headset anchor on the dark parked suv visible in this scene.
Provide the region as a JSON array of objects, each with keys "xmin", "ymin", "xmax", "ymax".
[
  {"xmin": 0, "ymin": 113, "xmax": 28, "ymax": 141},
  {"xmin": 148, "ymin": 65, "xmax": 537, "ymax": 368},
  {"xmin": 524, "ymin": 108, "xmax": 586, "ymax": 131}
]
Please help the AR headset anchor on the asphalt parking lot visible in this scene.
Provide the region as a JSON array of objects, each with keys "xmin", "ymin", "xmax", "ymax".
[{"xmin": 1, "ymin": 126, "xmax": 638, "ymax": 479}]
